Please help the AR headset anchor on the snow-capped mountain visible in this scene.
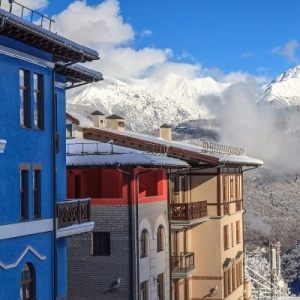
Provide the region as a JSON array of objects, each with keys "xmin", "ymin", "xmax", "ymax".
[
  {"xmin": 66, "ymin": 74, "xmax": 229, "ymax": 132},
  {"xmin": 260, "ymin": 65, "xmax": 300, "ymax": 108}
]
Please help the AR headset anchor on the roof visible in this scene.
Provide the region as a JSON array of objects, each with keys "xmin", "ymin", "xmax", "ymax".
[
  {"xmin": 106, "ymin": 114, "xmax": 124, "ymax": 120},
  {"xmin": 0, "ymin": 8, "xmax": 99, "ymax": 63},
  {"xmin": 58, "ymin": 64, "xmax": 103, "ymax": 88},
  {"xmin": 91, "ymin": 110, "xmax": 105, "ymax": 116},
  {"xmin": 66, "ymin": 112, "xmax": 94, "ymax": 128},
  {"xmin": 160, "ymin": 124, "xmax": 171, "ymax": 128},
  {"xmin": 83, "ymin": 126, "xmax": 263, "ymax": 167},
  {"xmin": 66, "ymin": 138, "xmax": 189, "ymax": 169}
]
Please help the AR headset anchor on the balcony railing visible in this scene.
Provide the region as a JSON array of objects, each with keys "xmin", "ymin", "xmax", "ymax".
[
  {"xmin": 57, "ymin": 198, "xmax": 91, "ymax": 229},
  {"xmin": 171, "ymin": 201, "xmax": 207, "ymax": 220},
  {"xmin": 236, "ymin": 200, "xmax": 242, "ymax": 211},
  {"xmin": 172, "ymin": 252, "xmax": 195, "ymax": 275},
  {"xmin": 223, "ymin": 202, "xmax": 229, "ymax": 215}
]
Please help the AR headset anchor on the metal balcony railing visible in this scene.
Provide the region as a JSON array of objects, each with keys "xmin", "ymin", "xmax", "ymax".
[
  {"xmin": 0, "ymin": 0, "xmax": 55, "ymax": 30},
  {"xmin": 172, "ymin": 252, "xmax": 195, "ymax": 273},
  {"xmin": 171, "ymin": 201, "xmax": 207, "ymax": 220},
  {"xmin": 57, "ymin": 198, "xmax": 91, "ymax": 229}
]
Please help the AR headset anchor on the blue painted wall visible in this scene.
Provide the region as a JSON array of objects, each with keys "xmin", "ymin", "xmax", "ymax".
[{"xmin": 0, "ymin": 35, "xmax": 67, "ymax": 299}]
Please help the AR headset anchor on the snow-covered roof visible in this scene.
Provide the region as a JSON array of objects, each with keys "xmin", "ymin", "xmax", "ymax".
[
  {"xmin": 83, "ymin": 126, "xmax": 264, "ymax": 166},
  {"xmin": 66, "ymin": 138, "xmax": 189, "ymax": 169},
  {"xmin": 66, "ymin": 113, "xmax": 94, "ymax": 128}
]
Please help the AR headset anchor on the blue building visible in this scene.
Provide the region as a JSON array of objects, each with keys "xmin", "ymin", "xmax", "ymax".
[{"xmin": 0, "ymin": 2, "xmax": 102, "ymax": 299}]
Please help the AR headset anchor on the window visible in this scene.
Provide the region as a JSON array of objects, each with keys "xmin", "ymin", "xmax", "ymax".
[
  {"xmin": 232, "ymin": 263, "xmax": 236, "ymax": 290},
  {"xmin": 230, "ymin": 177, "xmax": 234, "ymax": 200},
  {"xmin": 231, "ymin": 223, "xmax": 234, "ymax": 247},
  {"xmin": 33, "ymin": 73, "xmax": 44, "ymax": 129},
  {"xmin": 236, "ymin": 260, "xmax": 243, "ymax": 287},
  {"xmin": 222, "ymin": 176, "xmax": 228, "ymax": 202},
  {"xmin": 74, "ymin": 175, "xmax": 81, "ymax": 198},
  {"xmin": 140, "ymin": 229, "xmax": 148, "ymax": 258},
  {"xmin": 20, "ymin": 263, "xmax": 35, "ymax": 300},
  {"xmin": 140, "ymin": 280, "xmax": 148, "ymax": 300},
  {"xmin": 20, "ymin": 170, "xmax": 29, "ymax": 220},
  {"xmin": 224, "ymin": 268, "xmax": 231, "ymax": 297},
  {"xmin": 157, "ymin": 225, "xmax": 164, "ymax": 252},
  {"xmin": 223, "ymin": 225, "xmax": 229, "ymax": 250},
  {"xmin": 236, "ymin": 221, "xmax": 241, "ymax": 244},
  {"xmin": 33, "ymin": 169, "xmax": 41, "ymax": 219},
  {"xmin": 20, "ymin": 69, "xmax": 30, "ymax": 128},
  {"xmin": 157, "ymin": 273, "xmax": 164, "ymax": 300},
  {"xmin": 92, "ymin": 232, "xmax": 110, "ymax": 256}
]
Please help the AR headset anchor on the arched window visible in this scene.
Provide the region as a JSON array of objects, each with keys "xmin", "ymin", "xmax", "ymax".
[
  {"xmin": 20, "ymin": 263, "xmax": 35, "ymax": 300},
  {"xmin": 140, "ymin": 229, "xmax": 149, "ymax": 258},
  {"xmin": 157, "ymin": 225, "xmax": 164, "ymax": 252}
]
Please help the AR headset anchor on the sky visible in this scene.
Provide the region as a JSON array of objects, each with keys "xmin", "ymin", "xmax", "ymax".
[{"xmin": 8, "ymin": 0, "xmax": 300, "ymax": 85}]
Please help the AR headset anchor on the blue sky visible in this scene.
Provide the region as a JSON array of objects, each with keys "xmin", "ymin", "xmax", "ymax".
[{"xmin": 18, "ymin": 0, "xmax": 300, "ymax": 84}]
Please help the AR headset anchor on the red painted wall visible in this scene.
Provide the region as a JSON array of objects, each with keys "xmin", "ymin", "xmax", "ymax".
[{"xmin": 67, "ymin": 167, "xmax": 168, "ymax": 206}]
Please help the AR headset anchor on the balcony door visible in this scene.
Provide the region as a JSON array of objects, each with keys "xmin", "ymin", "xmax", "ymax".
[{"xmin": 170, "ymin": 175, "xmax": 188, "ymax": 203}]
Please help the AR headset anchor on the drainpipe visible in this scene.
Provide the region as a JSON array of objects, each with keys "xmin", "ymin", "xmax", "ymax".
[
  {"xmin": 135, "ymin": 169, "xmax": 157, "ymax": 300},
  {"xmin": 117, "ymin": 167, "xmax": 134, "ymax": 299},
  {"xmin": 52, "ymin": 68, "xmax": 57, "ymax": 299}
]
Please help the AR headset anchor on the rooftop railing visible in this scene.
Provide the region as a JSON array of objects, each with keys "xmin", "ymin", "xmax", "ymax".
[{"xmin": 0, "ymin": 0, "xmax": 55, "ymax": 30}]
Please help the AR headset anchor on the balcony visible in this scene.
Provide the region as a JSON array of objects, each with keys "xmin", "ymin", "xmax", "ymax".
[
  {"xmin": 172, "ymin": 252, "xmax": 195, "ymax": 279},
  {"xmin": 171, "ymin": 201, "xmax": 209, "ymax": 229},
  {"xmin": 171, "ymin": 201, "xmax": 207, "ymax": 220},
  {"xmin": 236, "ymin": 200, "xmax": 242, "ymax": 211},
  {"xmin": 56, "ymin": 198, "xmax": 94, "ymax": 238}
]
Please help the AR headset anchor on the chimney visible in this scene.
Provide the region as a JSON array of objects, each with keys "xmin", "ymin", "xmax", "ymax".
[
  {"xmin": 91, "ymin": 110, "xmax": 105, "ymax": 128},
  {"xmin": 160, "ymin": 124, "xmax": 172, "ymax": 141},
  {"xmin": 106, "ymin": 114, "xmax": 125, "ymax": 131}
]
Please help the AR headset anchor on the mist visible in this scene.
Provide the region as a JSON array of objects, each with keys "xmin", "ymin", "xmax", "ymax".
[{"xmin": 209, "ymin": 81, "xmax": 300, "ymax": 174}]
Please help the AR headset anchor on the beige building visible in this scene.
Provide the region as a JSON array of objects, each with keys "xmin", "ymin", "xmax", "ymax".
[{"xmin": 67, "ymin": 111, "xmax": 262, "ymax": 300}]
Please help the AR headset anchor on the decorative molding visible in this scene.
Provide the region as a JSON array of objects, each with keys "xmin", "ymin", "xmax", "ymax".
[
  {"xmin": 0, "ymin": 45, "xmax": 54, "ymax": 68},
  {"xmin": 0, "ymin": 219, "xmax": 53, "ymax": 240},
  {"xmin": 192, "ymin": 275, "xmax": 223, "ymax": 280},
  {"xmin": 0, "ymin": 245, "xmax": 46, "ymax": 270}
]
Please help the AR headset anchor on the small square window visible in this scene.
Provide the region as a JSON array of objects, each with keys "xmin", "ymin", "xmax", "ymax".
[{"xmin": 92, "ymin": 232, "xmax": 110, "ymax": 256}]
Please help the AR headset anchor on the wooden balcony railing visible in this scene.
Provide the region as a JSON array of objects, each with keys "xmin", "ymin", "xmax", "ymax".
[
  {"xmin": 57, "ymin": 198, "xmax": 91, "ymax": 229},
  {"xmin": 223, "ymin": 202, "xmax": 229, "ymax": 215},
  {"xmin": 172, "ymin": 252, "xmax": 195, "ymax": 273},
  {"xmin": 171, "ymin": 201, "xmax": 207, "ymax": 220},
  {"xmin": 236, "ymin": 200, "xmax": 242, "ymax": 211}
]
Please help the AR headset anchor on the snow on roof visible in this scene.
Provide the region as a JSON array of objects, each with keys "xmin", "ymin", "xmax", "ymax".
[
  {"xmin": 83, "ymin": 126, "xmax": 264, "ymax": 166},
  {"xmin": 66, "ymin": 138, "xmax": 189, "ymax": 168},
  {"xmin": 67, "ymin": 112, "xmax": 94, "ymax": 128}
]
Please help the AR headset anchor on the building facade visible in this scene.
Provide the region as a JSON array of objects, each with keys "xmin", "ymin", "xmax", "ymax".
[
  {"xmin": 65, "ymin": 133, "xmax": 188, "ymax": 300},
  {"xmin": 0, "ymin": 3, "xmax": 101, "ymax": 299},
  {"xmin": 75, "ymin": 112, "xmax": 263, "ymax": 300}
]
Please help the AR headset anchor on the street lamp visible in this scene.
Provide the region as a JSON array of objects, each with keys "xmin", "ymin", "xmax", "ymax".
[{"xmin": 0, "ymin": 140, "xmax": 7, "ymax": 153}]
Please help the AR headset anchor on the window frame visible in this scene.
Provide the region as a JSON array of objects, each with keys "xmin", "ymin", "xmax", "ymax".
[
  {"xmin": 19, "ymin": 69, "xmax": 30, "ymax": 128},
  {"xmin": 223, "ymin": 225, "xmax": 229, "ymax": 250},
  {"xmin": 157, "ymin": 225, "xmax": 164, "ymax": 252},
  {"xmin": 92, "ymin": 232, "xmax": 110, "ymax": 256},
  {"xmin": 33, "ymin": 73, "xmax": 44, "ymax": 130},
  {"xmin": 236, "ymin": 220, "xmax": 241, "ymax": 244},
  {"xmin": 140, "ymin": 229, "xmax": 149, "ymax": 258},
  {"xmin": 157, "ymin": 273, "xmax": 164, "ymax": 300},
  {"xmin": 33, "ymin": 168, "xmax": 41, "ymax": 219},
  {"xmin": 140, "ymin": 280, "xmax": 148, "ymax": 300},
  {"xmin": 20, "ymin": 169, "xmax": 29, "ymax": 221},
  {"xmin": 20, "ymin": 263, "xmax": 35, "ymax": 300}
]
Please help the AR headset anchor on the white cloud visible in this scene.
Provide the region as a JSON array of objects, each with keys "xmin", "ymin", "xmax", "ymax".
[
  {"xmin": 52, "ymin": 0, "xmax": 134, "ymax": 49},
  {"xmin": 141, "ymin": 30, "xmax": 152, "ymax": 37},
  {"xmin": 271, "ymin": 39, "xmax": 299, "ymax": 64},
  {"xmin": 241, "ymin": 52, "xmax": 253, "ymax": 58}
]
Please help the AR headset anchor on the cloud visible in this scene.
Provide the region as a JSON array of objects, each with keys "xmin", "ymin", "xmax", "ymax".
[
  {"xmin": 206, "ymin": 68, "xmax": 268, "ymax": 85},
  {"xmin": 52, "ymin": 0, "xmax": 134, "ymax": 49},
  {"xmin": 140, "ymin": 30, "xmax": 152, "ymax": 37},
  {"xmin": 271, "ymin": 39, "xmax": 299, "ymax": 64}
]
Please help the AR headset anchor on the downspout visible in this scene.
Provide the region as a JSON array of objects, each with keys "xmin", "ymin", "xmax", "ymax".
[
  {"xmin": 242, "ymin": 165, "xmax": 259, "ymax": 300},
  {"xmin": 52, "ymin": 68, "xmax": 57, "ymax": 299},
  {"xmin": 117, "ymin": 167, "xmax": 134, "ymax": 299},
  {"xmin": 135, "ymin": 169, "xmax": 156, "ymax": 300}
]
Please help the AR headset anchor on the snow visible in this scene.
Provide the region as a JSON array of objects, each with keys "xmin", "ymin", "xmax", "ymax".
[{"xmin": 66, "ymin": 138, "xmax": 189, "ymax": 168}]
